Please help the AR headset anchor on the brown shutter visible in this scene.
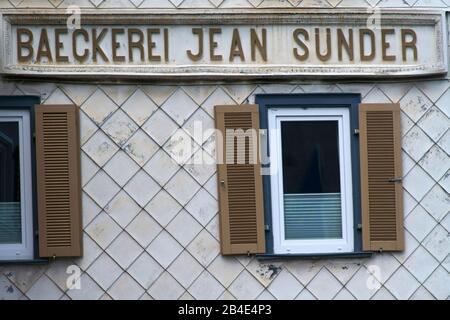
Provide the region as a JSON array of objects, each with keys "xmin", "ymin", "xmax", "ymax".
[
  {"xmin": 35, "ymin": 105, "xmax": 82, "ymax": 258},
  {"xmin": 215, "ymin": 105, "xmax": 265, "ymax": 255},
  {"xmin": 359, "ymin": 103, "xmax": 404, "ymax": 252}
]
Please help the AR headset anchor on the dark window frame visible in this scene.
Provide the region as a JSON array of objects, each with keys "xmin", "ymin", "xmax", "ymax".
[
  {"xmin": 0, "ymin": 96, "xmax": 47, "ymax": 264},
  {"xmin": 255, "ymin": 93, "xmax": 371, "ymax": 259}
]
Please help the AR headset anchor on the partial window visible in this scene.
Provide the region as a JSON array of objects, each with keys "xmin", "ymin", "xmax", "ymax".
[{"xmin": 0, "ymin": 109, "xmax": 34, "ymax": 260}]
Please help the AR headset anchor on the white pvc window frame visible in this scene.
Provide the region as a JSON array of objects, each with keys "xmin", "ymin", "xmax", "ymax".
[
  {"xmin": 0, "ymin": 110, "xmax": 34, "ymax": 261},
  {"xmin": 268, "ymin": 107, "xmax": 354, "ymax": 254}
]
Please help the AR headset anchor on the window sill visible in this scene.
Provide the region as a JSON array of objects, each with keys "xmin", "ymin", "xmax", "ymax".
[
  {"xmin": 256, "ymin": 251, "xmax": 373, "ymax": 260},
  {"xmin": 0, "ymin": 258, "xmax": 48, "ymax": 265}
]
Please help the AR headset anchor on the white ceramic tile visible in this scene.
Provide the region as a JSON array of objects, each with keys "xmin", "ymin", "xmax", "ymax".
[
  {"xmin": 184, "ymin": 149, "xmax": 216, "ymax": 185},
  {"xmin": 404, "ymin": 246, "xmax": 439, "ymax": 282},
  {"xmin": 403, "ymin": 165, "xmax": 435, "ymax": 201},
  {"xmin": 121, "ymin": 88, "xmax": 157, "ymax": 126},
  {"xmin": 187, "ymin": 229, "xmax": 220, "ymax": 267},
  {"xmin": 166, "ymin": 210, "xmax": 202, "ymax": 246},
  {"xmin": 126, "ymin": 211, "xmax": 162, "ymax": 248},
  {"xmin": 163, "ymin": 128, "xmax": 200, "ymax": 165},
  {"xmin": 84, "ymin": 171, "xmax": 120, "ymax": 208},
  {"xmin": 165, "ymin": 169, "xmax": 201, "ymax": 206},
  {"xmin": 124, "ymin": 171, "xmax": 160, "ymax": 207},
  {"xmin": 419, "ymin": 145, "xmax": 449, "ymax": 181},
  {"xmin": 66, "ymin": 273, "xmax": 104, "ymax": 300},
  {"xmin": 82, "ymin": 130, "xmax": 119, "ymax": 167},
  {"xmin": 183, "ymin": 107, "xmax": 215, "ymax": 144},
  {"xmin": 106, "ymin": 232, "xmax": 143, "ymax": 269},
  {"xmin": 267, "ymin": 269, "xmax": 303, "ymax": 300},
  {"xmin": 102, "ymin": 110, "xmax": 139, "ymax": 147},
  {"xmin": 345, "ymin": 267, "xmax": 380, "ymax": 300},
  {"xmin": 86, "ymin": 253, "xmax": 123, "ymax": 290},
  {"xmin": 81, "ymin": 89, "xmax": 118, "ymax": 125},
  {"xmin": 384, "ymin": 267, "xmax": 420, "ymax": 300},
  {"xmin": 306, "ymin": 268, "xmax": 342, "ymax": 300},
  {"xmin": 143, "ymin": 149, "xmax": 180, "ymax": 186},
  {"xmin": 104, "ymin": 190, "xmax": 141, "ymax": 228},
  {"xmin": 103, "ymin": 150, "xmax": 140, "ymax": 187},
  {"xmin": 168, "ymin": 250, "xmax": 204, "ymax": 288},
  {"xmin": 421, "ymin": 184, "xmax": 450, "ymax": 222},
  {"xmin": 147, "ymin": 231, "xmax": 183, "ymax": 268},
  {"xmin": 418, "ymin": 106, "xmax": 450, "ymax": 142},
  {"xmin": 186, "ymin": 188, "xmax": 218, "ymax": 226},
  {"xmin": 405, "ymin": 205, "xmax": 437, "ymax": 242},
  {"xmin": 161, "ymin": 88, "xmax": 198, "ymax": 125},
  {"xmin": 228, "ymin": 270, "xmax": 264, "ymax": 300},
  {"xmin": 108, "ymin": 273, "xmax": 145, "ymax": 300},
  {"xmin": 128, "ymin": 253, "xmax": 163, "ymax": 289},
  {"xmin": 424, "ymin": 267, "xmax": 450, "ymax": 300},
  {"xmin": 26, "ymin": 275, "xmax": 63, "ymax": 300},
  {"xmin": 207, "ymin": 255, "xmax": 244, "ymax": 287},
  {"xmin": 85, "ymin": 211, "xmax": 122, "ymax": 249},
  {"xmin": 145, "ymin": 190, "xmax": 181, "ymax": 227},
  {"xmin": 399, "ymin": 86, "xmax": 433, "ymax": 122},
  {"xmin": 123, "ymin": 130, "xmax": 158, "ymax": 166},
  {"xmin": 142, "ymin": 109, "xmax": 179, "ymax": 146},
  {"xmin": 402, "ymin": 126, "xmax": 434, "ymax": 162},
  {"xmin": 188, "ymin": 270, "xmax": 224, "ymax": 299},
  {"xmin": 422, "ymin": 225, "xmax": 450, "ymax": 262},
  {"xmin": 148, "ymin": 272, "xmax": 184, "ymax": 300}
]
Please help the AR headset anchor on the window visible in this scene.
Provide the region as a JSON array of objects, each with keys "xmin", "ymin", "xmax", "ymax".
[
  {"xmin": 215, "ymin": 95, "xmax": 404, "ymax": 257},
  {"xmin": 0, "ymin": 108, "xmax": 34, "ymax": 261},
  {"xmin": 268, "ymin": 108, "xmax": 354, "ymax": 254}
]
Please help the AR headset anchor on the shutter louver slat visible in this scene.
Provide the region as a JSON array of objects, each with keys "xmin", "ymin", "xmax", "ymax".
[
  {"xmin": 215, "ymin": 105, "xmax": 265, "ymax": 255},
  {"xmin": 36, "ymin": 105, "xmax": 82, "ymax": 258},
  {"xmin": 359, "ymin": 103, "xmax": 404, "ymax": 252}
]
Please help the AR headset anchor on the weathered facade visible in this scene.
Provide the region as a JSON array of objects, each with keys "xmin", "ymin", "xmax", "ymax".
[{"xmin": 0, "ymin": 0, "xmax": 449, "ymax": 300}]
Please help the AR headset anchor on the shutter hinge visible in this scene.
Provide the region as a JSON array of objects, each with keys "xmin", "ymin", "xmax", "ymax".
[
  {"xmin": 357, "ymin": 223, "xmax": 362, "ymax": 230},
  {"xmin": 354, "ymin": 129, "xmax": 360, "ymax": 135},
  {"xmin": 388, "ymin": 177, "xmax": 403, "ymax": 183},
  {"xmin": 264, "ymin": 224, "xmax": 270, "ymax": 231},
  {"xmin": 32, "ymin": 132, "xmax": 36, "ymax": 140}
]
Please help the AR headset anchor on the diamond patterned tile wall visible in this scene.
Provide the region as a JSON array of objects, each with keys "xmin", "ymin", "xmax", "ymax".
[{"xmin": 0, "ymin": 72, "xmax": 449, "ymax": 299}]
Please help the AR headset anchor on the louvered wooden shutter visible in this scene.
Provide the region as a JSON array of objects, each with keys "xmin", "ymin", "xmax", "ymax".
[
  {"xmin": 35, "ymin": 105, "xmax": 82, "ymax": 258},
  {"xmin": 215, "ymin": 105, "xmax": 265, "ymax": 255},
  {"xmin": 359, "ymin": 103, "xmax": 404, "ymax": 251}
]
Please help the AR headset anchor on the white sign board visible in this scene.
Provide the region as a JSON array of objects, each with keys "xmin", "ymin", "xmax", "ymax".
[{"xmin": 0, "ymin": 10, "xmax": 447, "ymax": 79}]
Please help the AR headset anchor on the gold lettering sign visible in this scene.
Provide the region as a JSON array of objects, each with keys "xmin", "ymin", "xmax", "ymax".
[{"xmin": 2, "ymin": 12, "xmax": 446, "ymax": 78}]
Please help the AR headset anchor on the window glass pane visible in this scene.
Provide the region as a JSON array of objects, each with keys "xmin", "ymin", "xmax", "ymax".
[
  {"xmin": 0, "ymin": 122, "xmax": 22, "ymax": 244},
  {"xmin": 281, "ymin": 120, "xmax": 342, "ymax": 240}
]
